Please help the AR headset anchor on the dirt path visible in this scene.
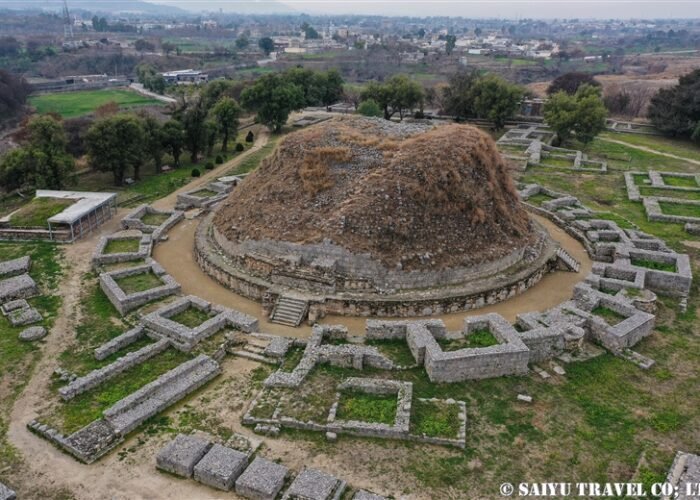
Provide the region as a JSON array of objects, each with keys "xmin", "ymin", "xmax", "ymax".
[
  {"xmin": 152, "ymin": 130, "xmax": 270, "ymax": 212},
  {"xmin": 599, "ymin": 137, "xmax": 700, "ymax": 166},
  {"xmin": 154, "ymin": 213, "xmax": 592, "ymax": 336}
]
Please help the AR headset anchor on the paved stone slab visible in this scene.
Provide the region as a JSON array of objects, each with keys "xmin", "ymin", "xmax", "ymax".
[
  {"xmin": 1, "ymin": 299, "xmax": 29, "ymax": 314},
  {"xmin": 19, "ymin": 326, "xmax": 47, "ymax": 341},
  {"xmin": 193, "ymin": 443, "xmax": 248, "ymax": 491},
  {"xmin": 283, "ymin": 467, "xmax": 343, "ymax": 500},
  {"xmin": 235, "ymin": 456, "xmax": 288, "ymax": 500},
  {"xmin": 8, "ymin": 306, "xmax": 42, "ymax": 326},
  {"xmin": 0, "ymin": 256, "xmax": 30, "ymax": 278},
  {"xmin": 352, "ymin": 490, "xmax": 387, "ymax": 500},
  {"xmin": 0, "ymin": 273, "xmax": 38, "ymax": 302},
  {"xmin": 156, "ymin": 434, "xmax": 212, "ymax": 478}
]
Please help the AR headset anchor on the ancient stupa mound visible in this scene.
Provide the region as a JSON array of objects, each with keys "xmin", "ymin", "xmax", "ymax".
[{"xmin": 214, "ymin": 116, "xmax": 536, "ymax": 271}]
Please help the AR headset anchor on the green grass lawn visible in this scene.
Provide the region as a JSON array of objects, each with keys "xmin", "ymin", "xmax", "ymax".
[
  {"xmin": 538, "ymin": 156, "xmax": 575, "ymax": 168},
  {"xmin": 438, "ymin": 329, "xmax": 500, "ymax": 351},
  {"xmin": 336, "ymin": 391, "xmax": 398, "ymax": 425},
  {"xmin": 639, "ymin": 187, "xmax": 700, "ymax": 202},
  {"xmin": 524, "ymin": 193, "xmax": 556, "ymax": 207},
  {"xmin": 227, "ymin": 136, "xmax": 279, "ymax": 175},
  {"xmin": 114, "ymin": 271, "xmax": 163, "ymax": 294},
  {"xmin": 8, "ymin": 197, "xmax": 74, "ymax": 228},
  {"xmin": 602, "ymin": 132, "xmax": 700, "ymax": 164},
  {"xmin": 280, "ymin": 346, "xmax": 305, "ymax": 372},
  {"xmin": 659, "ymin": 202, "xmax": 700, "ymax": 219},
  {"xmin": 630, "ymin": 257, "xmax": 677, "ymax": 273},
  {"xmin": 140, "ymin": 213, "xmax": 170, "ymax": 226},
  {"xmin": 410, "ymin": 399, "xmax": 461, "ymax": 438},
  {"xmin": 103, "ymin": 238, "xmax": 140, "ymax": 255},
  {"xmin": 29, "ymin": 89, "xmax": 162, "ymax": 118},
  {"xmin": 191, "ymin": 188, "xmax": 218, "ymax": 198},
  {"xmin": 582, "ymin": 137, "xmax": 697, "ymax": 173},
  {"xmin": 366, "ymin": 339, "xmax": 417, "ymax": 366},
  {"xmin": 591, "ymin": 306, "xmax": 628, "ymax": 326},
  {"xmin": 662, "ymin": 175, "xmax": 699, "ymax": 188},
  {"xmin": 169, "ymin": 307, "xmax": 211, "ymax": 328}
]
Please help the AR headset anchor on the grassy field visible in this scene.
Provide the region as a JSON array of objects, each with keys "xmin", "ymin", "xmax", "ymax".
[
  {"xmin": 602, "ymin": 132, "xmax": 700, "ymax": 163},
  {"xmin": 0, "ymin": 242, "xmax": 63, "ymax": 477},
  {"xmin": 29, "ymin": 89, "xmax": 162, "ymax": 118}
]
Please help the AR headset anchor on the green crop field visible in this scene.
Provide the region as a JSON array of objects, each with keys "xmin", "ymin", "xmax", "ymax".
[{"xmin": 29, "ymin": 89, "xmax": 162, "ymax": 118}]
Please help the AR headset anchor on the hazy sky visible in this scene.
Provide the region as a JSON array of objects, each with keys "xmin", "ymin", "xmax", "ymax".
[{"xmin": 148, "ymin": 0, "xmax": 700, "ymax": 19}]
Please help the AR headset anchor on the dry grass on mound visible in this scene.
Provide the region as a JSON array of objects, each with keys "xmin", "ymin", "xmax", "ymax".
[{"xmin": 213, "ymin": 116, "xmax": 535, "ymax": 271}]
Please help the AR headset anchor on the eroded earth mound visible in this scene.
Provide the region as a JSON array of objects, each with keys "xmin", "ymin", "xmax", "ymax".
[{"xmin": 214, "ymin": 116, "xmax": 535, "ymax": 270}]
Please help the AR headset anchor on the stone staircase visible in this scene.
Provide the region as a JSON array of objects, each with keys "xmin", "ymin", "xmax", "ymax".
[
  {"xmin": 270, "ymin": 295, "xmax": 308, "ymax": 327},
  {"xmin": 556, "ymin": 247, "xmax": 581, "ymax": 273},
  {"xmin": 229, "ymin": 338, "xmax": 279, "ymax": 365}
]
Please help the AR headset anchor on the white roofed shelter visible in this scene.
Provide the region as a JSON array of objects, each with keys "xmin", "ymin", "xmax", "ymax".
[{"xmin": 38, "ymin": 190, "xmax": 118, "ymax": 242}]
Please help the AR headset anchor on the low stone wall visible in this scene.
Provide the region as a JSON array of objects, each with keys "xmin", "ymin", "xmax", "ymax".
[
  {"xmin": 59, "ymin": 339, "xmax": 170, "ymax": 400},
  {"xmin": 94, "ymin": 325, "xmax": 145, "ymax": 360},
  {"xmin": 92, "ymin": 233, "xmax": 152, "ymax": 268},
  {"xmin": 142, "ymin": 295, "xmax": 258, "ymax": 352},
  {"xmin": 99, "ymin": 261, "xmax": 180, "ymax": 315},
  {"xmin": 197, "ymin": 212, "xmax": 556, "ymax": 320},
  {"xmin": 104, "ymin": 354, "xmax": 221, "ymax": 435},
  {"xmin": 121, "ymin": 205, "xmax": 184, "ymax": 241}
]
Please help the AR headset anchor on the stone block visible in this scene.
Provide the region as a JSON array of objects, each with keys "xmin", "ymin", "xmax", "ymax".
[
  {"xmin": 193, "ymin": 443, "xmax": 248, "ymax": 491},
  {"xmin": 353, "ymin": 491, "xmax": 387, "ymax": 500},
  {"xmin": 282, "ymin": 468, "xmax": 344, "ymax": 500},
  {"xmin": 8, "ymin": 306, "xmax": 42, "ymax": 326},
  {"xmin": 19, "ymin": 326, "xmax": 47, "ymax": 341},
  {"xmin": 0, "ymin": 256, "xmax": 30, "ymax": 278},
  {"xmin": 0, "ymin": 273, "xmax": 38, "ymax": 302},
  {"xmin": 235, "ymin": 457, "xmax": 288, "ymax": 500},
  {"xmin": 156, "ymin": 434, "xmax": 212, "ymax": 478}
]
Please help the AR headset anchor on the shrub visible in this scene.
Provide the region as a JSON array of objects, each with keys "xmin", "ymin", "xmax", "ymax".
[
  {"xmin": 191, "ymin": 168, "xmax": 200, "ymax": 177},
  {"xmin": 215, "ymin": 155, "xmax": 224, "ymax": 164},
  {"xmin": 235, "ymin": 142, "xmax": 245, "ymax": 152},
  {"xmin": 204, "ymin": 161, "xmax": 215, "ymax": 170},
  {"xmin": 245, "ymin": 130, "xmax": 254, "ymax": 143},
  {"xmin": 357, "ymin": 99, "xmax": 383, "ymax": 117}
]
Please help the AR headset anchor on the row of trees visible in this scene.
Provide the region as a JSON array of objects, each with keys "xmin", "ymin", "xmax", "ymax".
[
  {"xmin": 240, "ymin": 68, "xmax": 344, "ymax": 132},
  {"xmin": 442, "ymin": 71, "xmax": 525, "ymax": 129}
]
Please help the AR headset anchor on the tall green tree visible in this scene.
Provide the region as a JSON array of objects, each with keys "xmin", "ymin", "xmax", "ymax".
[
  {"xmin": 141, "ymin": 115, "xmax": 165, "ymax": 173},
  {"xmin": 86, "ymin": 114, "xmax": 145, "ymax": 186},
  {"xmin": 648, "ymin": 69, "xmax": 700, "ymax": 139},
  {"xmin": 180, "ymin": 99, "xmax": 209, "ymax": 163},
  {"xmin": 547, "ymin": 72, "xmax": 601, "ymax": 96},
  {"xmin": 258, "ymin": 37, "xmax": 274, "ymax": 55},
  {"xmin": 544, "ymin": 84, "xmax": 607, "ymax": 144},
  {"xmin": 240, "ymin": 74, "xmax": 305, "ymax": 132},
  {"xmin": 361, "ymin": 74, "xmax": 423, "ymax": 120},
  {"xmin": 470, "ymin": 74, "xmax": 524, "ymax": 130},
  {"xmin": 0, "ymin": 115, "xmax": 75, "ymax": 190},
  {"xmin": 442, "ymin": 70, "xmax": 480, "ymax": 119},
  {"xmin": 162, "ymin": 119, "xmax": 185, "ymax": 167},
  {"xmin": 210, "ymin": 97, "xmax": 242, "ymax": 153},
  {"xmin": 445, "ymin": 34, "xmax": 457, "ymax": 55}
]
